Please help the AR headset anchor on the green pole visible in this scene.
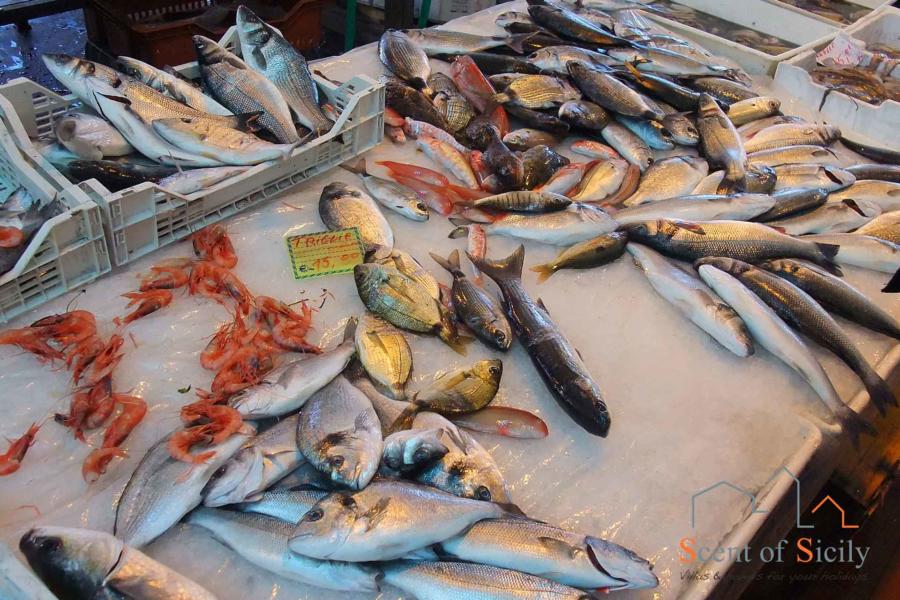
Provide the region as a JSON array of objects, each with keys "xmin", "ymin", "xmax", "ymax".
[
  {"xmin": 418, "ymin": 0, "xmax": 431, "ymax": 28},
  {"xmin": 345, "ymin": 0, "xmax": 357, "ymax": 51}
]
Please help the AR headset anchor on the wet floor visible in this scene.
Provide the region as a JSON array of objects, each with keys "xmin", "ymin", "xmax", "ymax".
[{"xmin": 0, "ymin": 9, "xmax": 86, "ymax": 93}]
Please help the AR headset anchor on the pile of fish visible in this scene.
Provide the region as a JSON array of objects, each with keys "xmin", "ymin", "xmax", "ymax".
[
  {"xmin": 0, "ymin": 187, "xmax": 65, "ymax": 276},
  {"xmin": 36, "ymin": 6, "xmax": 333, "ymax": 193}
]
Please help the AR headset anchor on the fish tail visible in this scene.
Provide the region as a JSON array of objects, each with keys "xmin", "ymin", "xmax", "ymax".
[
  {"xmin": 429, "ymin": 250, "xmax": 457, "ymax": 274},
  {"xmin": 883, "ymin": 267, "xmax": 900, "ymax": 293},
  {"xmin": 343, "ymin": 316, "xmax": 358, "ymax": 342},
  {"xmin": 835, "ymin": 404, "xmax": 877, "ymax": 449},
  {"xmin": 490, "ymin": 92, "xmax": 511, "ymax": 105},
  {"xmin": 862, "ymin": 370, "xmax": 897, "ymax": 417},
  {"xmin": 813, "ymin": 242, "xmax": 842, "ymax": 276},
  {"xmin": 530, "ymin": 263, "xmax": 555, "ymax": 284},
  {"xmin": 339, "ymin": 157, "xmax": 367, "ymax": 176},
  {"xmin": 467, "ymin": 244, "xmax": 525, "ymax": 282},
  {"xmin": 439, "ymin": 325, "xmax": 472, "ymax": 356}
]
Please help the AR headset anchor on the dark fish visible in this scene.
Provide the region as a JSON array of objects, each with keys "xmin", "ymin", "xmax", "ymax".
[
  {"xmin": 567, "ymin": 61, "xmax": 665, "ymax": 121},
  {"xmin": 0, "ymin": 198, "xmax": 65, "ymax": 275},
  {"xmin": 558, "ymin": 99, "xmax": 610, "ymax": 131},
  {"xmin": 505, "ymin": 105, "xmax": 571, "ymax": 133},
  {"xmin": 484, "ymin": 126, "xmax": 524, "ymax": 191},
  {"xmin": 68, "ymin": 159, "xmax": 177, "ymax": 192},
  {"xmin": 464, "ymin": 115, "xmax": 499, "ymax": 151},
  {"xmin": 620, "ymin": 61, "xmax": 703, "ymax": 111},
  {"xmin": 845, "ymin": 164, "xmax": 900, "ymax": 183},
  {"xmin": 380, "ymin": 30, "xmax": 432, "ymax": 93},
  {"xmin": 529, "ymin": 4, "xmax": 630, "ymax": 46},
  {"xmin": 522, "ymin": 144, "xmax": 570, "ymax": 190},
  {"xmin": 753, "ymin": 187, "xmax": 828, "ymax": 222},
  {"xmin": 696, "ymin": 94, "xmax": 748, "ymax": 192},
  {"xmin": 469, "ymin": 246, "xmax": 611, "ymax": 437},
  {"xmin": 385, "ymin": 79, "xmax": 449, "ymax": 130},
  {"xmin": 438, "ymin": 52, "xmax": 542, "ymax": 76},
  {"xmin": 530, "ymin": 231, "xmax": 628, "ymax": 283},
  {"xmin": 840, "ymin": 137, "xmax": 900, "ymax": 165},
  {"xmin": 689, "ymin": 77, "xmax": 758, "ymax": 104}
]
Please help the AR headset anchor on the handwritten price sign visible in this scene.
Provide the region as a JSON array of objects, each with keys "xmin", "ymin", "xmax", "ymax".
[{"xmin": 286, "ymin": 228, "xmax": 365, "ymax": 280}]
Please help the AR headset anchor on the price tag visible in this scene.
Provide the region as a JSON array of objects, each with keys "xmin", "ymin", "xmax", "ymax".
[
  {"xmin": 286, "ymin": 228, "xmax": 365, "ymax": 280},
  {"xmin": 816, "ymin": 33, "xmax": 866, "ymax": 67}
]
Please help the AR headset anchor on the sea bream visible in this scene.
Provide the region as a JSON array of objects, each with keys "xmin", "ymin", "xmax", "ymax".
[
  {"xmin": 622, "ymin": 155, "xmax": 709, "ymax": 206},
  {"xmin": 354, "ymin": 312, "xmax": 413, "ymax": 399},
  {"xmin": 319, "ymin": 182, "xmax": 394, "ymax": 256},
  {"xmin": 380, "ymin": 30, "xmax": 432, "ymax": 94}
]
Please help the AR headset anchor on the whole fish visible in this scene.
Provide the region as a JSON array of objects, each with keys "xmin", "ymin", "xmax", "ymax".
[
  {"xmin": 568, "ymin": 61, "xmax": 664, "ymax": 120},
  {"xmin": 623, "ymin": 156, "xmax": 709, "ymax": 206},
  {"xmin": 616, "ymin": 115, "xmax": 675, "ymax": 150},
  {"xmin": 503, "ymin": 128, "xmax": 563, "ymax": 151},
  {"xmin": 530, "ymin": 231, "xmax": 628, "ymax": 283},
  {"xmin": 748, "ymin": 145, "xmax": 844, "ymax": 168},
  {"xmin": 288, "ymin": 479, "xmax": 507, "ymax": 561},
  {"xmin": 662, "ymin": 111, "xmax": 700, "ymax": 146},
  {"xmin": 42, "ymin": 53, "xmax": 119, "ymax": 111},
  {"xmin": 386, "ymin": 79, "xmax": 449, "ymax": 129},
  {"xmin": 53, "ymin": 112, "xmax": 132, "ymax": 160},
  {"xmin": 403, "ymin": 117, "xmax": 470, "ymax": 154},
  {"xmin": 355, "ymin": 313, "xmax": 412, "ymax": 399},
  {"xmin": 772, "ymin": 164, "xmax": 855, "ymax": 192},
  {"xmin": 742, "ymin": 123, "xmax": 840, "ymax": 154},
  {"xmin": 528, "ymin": 45, "xmax": 618, "ymax": 74},
  {"xmin": 432, "ymin": 249, "xmax": 512, "ymax": 351},
  {"xmin": 697, "ymin": 94, "xmax": 748, "ymax": 192},
  {"xmin": 753, "ymin": 187, "xmax": 828, "ymax": 222},
  {"xmin": 697, "ymin": 264, "xmax": 874, "ymax": 443},
  {"xmin": 766, "ymin": 198, "xmax": 881, "ymax": 235},
  {"xmin": 229, "ymin": 328, "xmax": 356, "ymax": 418},
  {"xmin": 856, "ymin": 211, "xmax": 900, "ymax": 244},
  {"xmin": 470, "ymin": 246, "xmax": 610, "ymax": 436},
  {"xmin": 693, "ymin": 165, "xmax": 776, "ymax": 195},
  {"xmin": 450, "ymin": 55, "xmax": 499, "ymax": 114},
  {"xmin": 341, "ymin": 159, "xmax": 428, "ymax": 221},
  {"xmin": 413, "ymin": 411, "xmax": 511, "ymax": 502},
  {"xmin": 690, "ymin": 76, "xmax": 758, "ymax": 104},
  {"xmin": 529, "ymin": 4, "xmax": 628, "ymax": 46},
  {"xmin": 827, "ymin": 180, "xmax": 900, "ymax": 212},
  {"xmin": 438, "ymin": 517, "xmax": 659, "ymax": 590},
  {"xmin": 202, "ymin": 414, "xmax": 304, "ymax": 507},
  {"xmin": 152, "ymin": 117, "xmax": 295, "ymax": 166},
  {"xmin": 380, "ymin": 30, "xmax": 432, "ymax": 93},
  {"xmin": 428, "ymin": 72, "xmax": 458, "ymax": 95},
  {"xmin": 558, "ymin": 99, "xmax": 611, "ymax": 131},
  {"xmin": 412, "ymin": 359, "xmax": 503, "ymax": 415},
  {"xmin": 726, "ymin": 96, "xmax": 781, "ymax": 126},
  {"xmin": 416, "ymin": 137, "xmax": 478, "ymax": 189},
  {"xmin": 760, "ymin": 259, "xmax": 900, "ymax": 340},
  {"xmin": 347, "ymin": 364, "xmax": 420, "ymax": 434},
  {"xmin": 609, "ymin": 45, "xmax": 736, "ymax": 77},
  {"xmin": 0, "ymin": 198, "xmax": 64, "ymax": 275},
  {"xmin": 601, "ymin": 122, "xmax": 653, "ymax": 171},
  {"xmin": 67, "ymin": 159, "xmax": 176, "ymax": 191},
  {"xmin": 194, "ymin": 35, "xmax": 299, "ymax": 143},
  {"xmin": 805, "ymin": 233, "xmax": 900, "ymax": 274},
  {"xmin": 319, "ymin": 182, "xmax": 394, "ymax": 256},
  {"xmin": 468, "ymin": 190, "xmax": 572, "ymax": 213},
  {"xmin": 296, "ymin": 375, "xmax": 382, "ymax": 489},
  {"xmin": 537, "ymin": 161, "xmax": 594, "ymax": 195},
  {"xmin": 628, "ymin": 244, "xmax": 753, "ymax": 357},
  {"xmin": 451, "ymin": 52, "xmax": 542, "ymax": 76},
  {"xmin": 841, "ymin": 137, "xmax": 900, "ymax": 165},
  {"xmin": 382, "ymin": 428, "xmax": 448, "ymax": 471},
  {"xmin": 845, "ymin": 165, "xmax": 900, "ymax": 183},
  {"xmin": 114, "ymin": 424, "xmax": 255, "ymax": 548},
  {"xmin": 492, "ymin": 74, "xmax": 581, "ymax": 109},
  {"xmin": 484, "ymin": 126, "xmax": 525, "ymax": 191},
  {"xmin": 20, "ymin": 527, "xmax": 217, "ymax": 600},
  {"xmin": 236, "ymin": 6, "xmax": 334, "ymax": 136},
  {"xmin": 622, "ymin": 219, "xmax": 841, "ymax": 273},
  {"xmin": 374, "ymin": 248, "xmax": 442, "ymax": 302},
  {"xmin": 505, "ymin": 104, "xmax": 571, "ymax": 133},
  {"xmin": 570, "ymin": 159, "xmax": 629, "ymax": 203},
  {"xmin": 522, "ymin": 144, "xmax": 570, "ymax": 190},
  {"xmin": 616, "ymin": 194, "xmax": 776, "ymax": 225},
  {"xmin": 433, "ymin": 90, "xmax": 476, "ymax": 132},
  {"xmin": 118, "ymin": 55, "xmax": 232, "ymax": 115},
  {"xmin": 405, "ymin": 28, "xmax": 532, "ymax": 54},
  {"xmin": 701, "ymin": 258, "xmax": 897, "ymax": 417},
  {"xmin": 235, "ymin": 485, "xmax": 329, "ymax": 523},
  {"xmin": 738, "ymin": 114, "xmax": 805, "ymax": 140},
  {"xmin": 187, "ymin": 508, "xmax": 379, "ymax": 591},
  {"xmin": 451, "ymin": 406, "xmax": 549, "ymax": 439},
  {"xmin": 570, "ymin": 141, "xmax": 619, "ymax": 161},
  {"xmin": 460, "ymin": 203, "xmax": 619, "ymax": 246},
  {"xmin": 490, "ymin": 72, "xmax": 527, "ymax": 89},
  {"xmin": 157, "ymin": 166, "xmax": 247, "ymax": 195},
  {"xmin": 383, "ymin": 561, "xmax": 591, "ymax": 600}
]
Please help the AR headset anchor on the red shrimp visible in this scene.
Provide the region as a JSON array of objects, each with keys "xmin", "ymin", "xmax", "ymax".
[
  {"xmin": 192, "ymin": 224, "xmax": 237, "ymax": 269},
  {"xmin": 121, "ymin": 290, "xmax": 173, "ymax": 324},
  {"xmin": 56, "ymin": 391, "xmax": 92, "ymax": 441},
  {"xmin": 0, "ymin": 422, "xmax": 41, "ymax": 476},
  {"xmin": 168, "ymin": 425, "xmax": 216, "ymax": 464},
  {"xmin": 0, "ymin": 328, "xmax": 64, "ymax": 363},
  {"xmin": 82, "ymin": 395, "xmax": 147, "ymax": 481},
  {"xmin": 84, "ymin": 377, "xmax": 114, "ymax": 430},
  {"xmin": 84, "ymin": 335, "xmax": 124, "ymax": 385}
]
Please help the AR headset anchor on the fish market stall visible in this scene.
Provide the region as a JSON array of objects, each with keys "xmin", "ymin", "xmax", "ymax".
[{"xmin": 1, "ymin": 2, "xmax": 899, "ymax": 600}]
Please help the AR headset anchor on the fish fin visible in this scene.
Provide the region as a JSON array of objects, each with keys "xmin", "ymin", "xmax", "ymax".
[
  {"xmin": 624, "ymin": 60, "xmax": 643, "ymax": 78},
  {"xmin": 883, "ymin": 267, "xmax": 900, "ymax": 293},
  {"xmin": 673, "ymin": 221, "xmax": 706, "ymax": 235},
  {"xmin": 448, "ymin": 226, "xmax": 469, "ymax": 239},
  {"xmin": 361, "ymin": 497, "xmax": 392, "ymax": 531},
  {"xmin": 497, "ymin": 502, "xmax": 528, "ymax": 517},
  {"xmin": 530, "ymin": 263, "xmax": 554, "ymax": 284},
  {"xmin": 467, "ymin": 244, "xmax": 525, "ymax": 282},
  {"xmin": 505, "ymin": 32, "xmax": 537, "ymax": 54},
  {"xmin": 440, "ymin": 327, "xmax": 473, "ymax": 356},
  {"xmin": 813, "ymin": 243, "xmax": 842, "ymax": 277},
  {"xmin": 234, "ymin": 111, "xmax": 264, "ymax": 133},
  {"xmin": 490, "ymin": 92, "xmax": 511, "ymax": 105},
  {"xmin": 343, "ymin": 316, "xmax": 358, "ymax": 342},
  {"xmin": 449, "ymin": 217, "xmax": 470, "ymax": 227},
  {"xmin": 836, "ymin": 405, "xmax": 876, "ymax": 449},
  {"xmin": 538, "ymin": 536, "xmax": 585, "ymax": 559},
  {"xmin": 429, "ymin": 251, "xmax": 454, "ymax": 274},
  {"xmin": 842, "ymin": 199, "xmax": 866, "ymax": 216},
  {"xmin": 340, "ymin": 158, "xmax": 368, "ymax": 176},
  {"xmin": 448, "ymin": 249, "xmax": 461, "ymax": 270},
  {"xmin": 536, "ymin": 297, "xmax": 550, "ymax": 315},
  {"xmin": 98, "ymin": 92, "xmax": 131, "ymax": 106}
]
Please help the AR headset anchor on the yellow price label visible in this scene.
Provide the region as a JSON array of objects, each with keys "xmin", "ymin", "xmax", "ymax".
[{"xmin": 286, "ymin": 228, "xmax": 365, "ymax": 280}]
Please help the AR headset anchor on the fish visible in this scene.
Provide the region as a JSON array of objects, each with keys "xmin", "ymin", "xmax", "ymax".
[
  {"xmin": 840, "ymin": 137, "xmax": 900, "ymax": 165},
  {"xmin": 236, "ymin": 6, "xmax": 334, "ymax": 136},
  {"xmin": 496, "ymin": 10, "xmax": 539, "ymax": 33},
  {"xmin": 753, "ymin": 187, "xmax": 828, "ymax": 222},
  {"xmin": 856, "ymin": 211, "xmax": 900, "ymax": 245},
  {"xmin": 403, "ymin": 117, "xmax": 470, "ymax": 154},
  {"xmin": 696, "ymin": 93, "xmax": 748, "ymax": 192},
  {"xmin": 567, "ymin": 61, "xmax": 664, "ymax": 120},
  {"xmin": 616, "ymin": 115, "xmax": 675, "ymax": 150},
  {"xmin": 437, "ymin": 517, "xmax": 659, "ymax": 590},
  {"xmin": 433, "ymin": 90, "xmax": 476, "ymax": 132},
  {"xmin": 383, "ymin": 561, "xmax": 592, "ymax": 599},
  {"xmin": 431, "ymin": 249, "xmax": 512, "ymax": 351},
  {"xmin": 412, "ymin": 360, "xmax": 503, "ymax": 415},
  {"xmin": 234, "ymin": 485, "xmax": 329, "ymax": 523},
  {"xmin": 413, "ymin": 411, "xmax": 511, "ymax": 502},
  {"xmin": 0, "ymin": 198, "xmax": 65, "ymax": 275},
  {"xmin": 447, "ymin": 51, "xmax": 543, "ymax": 76},
  {"xmin": 157, "ymin": 166, "xmax": 247, "ymax": 195},
  {"xmin": 827, "ymin": 180, "xmax": 900, "ymax": 212},
  {"xmin": 374, "ymin": 248, "xmax": 442, "ymax": 302},
  {"xmin": 689, "ymin": 76, "xmax": 758, "ymax": 104},
  {"xmin": 693, "ymin": 165, "xmax": 776, "ymax": 195},
  {"xmin": 726, "ymin": 96, "xmax": 781, "ymax": 126},
  {"xmin": 609, "ymin": 45, "xmax": 736, "ymax": 78},
  {"xmin": 118, "ymin": 55, "xmax": 232, "ymax": 116},
  {"xmin": 623, "ymin": 156, "xmax": 709, "ymax": 206},
  {"xmin": 114, "ymin": 423, "xmax": 255, "ymax": 548},
  {"xmin": 601, "ymin": 121, "xmax": 653, "ymax": 171},
  {"xmin": 186, "ymin": 508, "xmax": 379, "ymax": 591},
  {"xmin": 622, "ymin": 219, "xmax": 842, "ymax": 273},
  {"xmin": 748, "ymin": 145, "xmax": 844, "ymax": 168},
  {"xmin": 406, "ymin": 28, "xmax": 534, "ymax": 55},
  {"xmin": 53, "ymin": 111, "xmax": 132, "ymax": 160},
  {"xmin": 416, "ymin": 137, "xmax": 479, "ymax": 189},
  {"xmin": 341, "ymin": 159, "xmax": 428, "ymax": 221},
  {"xmin": 844, "ymin": 165, "xmax": 900, "ymax": 183},
  {"xmin": 662, "ymin": 111, "xmax": 700, "ymax": 146},
  {"xmin": 522, "ymin": 144, "xmax": 570, "ymax": 190},
  {"xmin": 765, "ymin": 198, "xmax": 881, "ymax": 235},
  {"xmin": 742, "ymin": 123, "xmax": 841, "ymax": 154},
  {"xmin": 355, "ymin": 312, "xmax": 413, "ymax": 399},
  {"xmin": 319, "ymin": 182, "xmax": 394, "ymax": 256},
  {"xmin": 738, "ymin": 115, "xmax": 805, "ymax": 140},
  {"xmin": 529, "ymin": 4, "xmax": 629, "ymax": 45},
  {"xmin": 296, "ymin": 375, "xmax": 382, "ymax": 490},
  {"xmin": 616, "ymin": 194, "xmax": 776, "ymax": 225},
  {"xmin": 492, "ymin": 74, "xmax": 581, "ymax": 109},
  {"xmin": 805, "ymin": 233, "xmax": 900, "ymax": 274},
  {"xmin": 503, "ymin": 128, "xmax": 563, "ymax": 151},
  {"xmin": 346, "ymin": 364, "xmax": 419, "ymax": 435},
  {"xmin": 458, "ymin": 203, "xmax": 619, "ymax": 246},
  {"xmin": 530, "ymin": 231, "xmax": 628, "ymax": 283},
  {"xmin": 696, "ymin": 264, "xmax": 874, "ymax": 444},
  {"xmin": 483, "ymin": 126, "xmax": 525, "ymax": 191},
  {"xmin": 700, "ymin": 258, "xmax": 896, "ymax": 417},
  {"xmin": 537, "ymin": 161, "xmax": 594, "ymax": 195},
  {"xmin": 428, "ymin": 72, "xmax": 459, "ymax": 95},
  {"xmin": 385, "ymin": 79, "xmax": 449, "ymax": 129},
  {"xmin": 470, "ymin": 246, "xmax": 610, "ymax": 436},
  {"xmin": 66, "ymin": 159, "xmax": 177, "ymax": 191},
  {"xmin": 628, "ymin": 244, "xmax": 753, "ymax": 357},
  {"xmin": 288, "ymin": 479, "xmax": 508, "ymax": 561},
  {"xmin": 527, "ymin": 45, "xmax": 619, "ymax": 74},
  {"xmin": 618, "ymin": 62, "xmax": 703, "ymax": 113},
  {"xmin": 379, "ymin": 30, "xmax": 432, "ymax": 93},
  {"xmin": 466, "ymin": 190, "xmax": 572, "ymax": 213},
  {"xmin": 558, "ymin": 99, "xmax": 611, "ymax": 131},
  {"xmin": 489, "ymin": 72, "xmax": 527, "ymax": 89},
  {"xmin": 451, "ymin": 406, "xmax": 549, "ymax": 439},
  {"xmin": 570, "ymin": 140, "xmax": 619, "ymax": 160},
  {"xmin": 20, "ymin": 526, "xmax": 217, "ymax": 600},
  {"xmin": 771, "ymin": 164, "xmax": 855, "ymax": 192},
  {"xmin": 194, "ymin": 35, "xmax": 299, "ymax": 144},
  {"xmin": 570, "ymin": 159, "xmax": 629, "ymax": 203},
  {"xmin": 152, "ymin": 117, "xmax": 295, "ymax": 166},
  {"xmin": 759, "ymin": 259, "xmax": 900, "ymax": 340},
  {"xmin": 505, "ymin": 104, "xmax": 571, "ymax": 133},
  {"xmin": 382, "ymin": 428, "xmax": 448, "ymax": 471},
  {"xmin": 450, "ymin": 56, "xmax": 500, "ymax": 114}
]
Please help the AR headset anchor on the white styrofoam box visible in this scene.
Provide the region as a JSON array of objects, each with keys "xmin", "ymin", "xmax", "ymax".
[
  {"xmin": 774, "ymin": 6, "xmax": 900, "ymax": 151},
  {"xmin": 0, "ymin": 106, "xmax": 110, "ymax": 323},
  {"xmin": 643, "ymin": 0, "xmax": 840, "ymax": 75},
  {"xmin": 365, "ymin": 0, "xmax": 495, "ymax": 23},
  {"xmin": 0, "ymin": 26, "xmax": 384, "ymax": 268},
  {"xmin": 764, "ymin": 0, "xmax": 890, "ymax": 27}
]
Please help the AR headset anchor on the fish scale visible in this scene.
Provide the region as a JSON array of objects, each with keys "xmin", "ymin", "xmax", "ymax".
[
  {"xmin": 494, "ymin": 75, "xmax": 581, "ymax": 109},
  {"xmin": 117, "ymin": 79, "xmax": 244, "ymax": 129},
  {"xmin": 380, "ymin": 30, "xmax": 432, "ymax": 92}
]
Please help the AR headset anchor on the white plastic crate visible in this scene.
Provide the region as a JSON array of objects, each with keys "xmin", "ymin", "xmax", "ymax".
[
  {"xmin": 764, "ymin": 0, "xmax": 890, "ymax": 27},
  {"xmin": 774, "ymin": 6, "xmax": 900, "ymax": 151},
  {"xmin": 0, "ymin": 26, "xmax": 384, "ymax": 267},
  {"xmin": 642, "ymin": 0, "xmax": 840, "ymax": 75},
  {"xmin": 0, "ymin": 120, "xmax": 110, "ymax": 324}
]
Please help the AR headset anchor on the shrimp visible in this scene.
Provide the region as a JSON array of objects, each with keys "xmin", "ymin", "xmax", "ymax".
[
  {"xmin": 272, "ymin": 320, "xmax": 321, "ymax": 353},
  {"xmin": 139, "ymin": 265, "xmax": 190, "ymax": 291},
  {"xmin": 168, "ymin": 424, "xmax": 216, "ymax": 464},
  {"xmin": 256, "ymin": 296, "xmax": 318, "ymax": 352},
  {"xmin": 67, "ymin": 335, "xmax": 104, "ymax": 384},
  {"xmin": 192, "ymin": 225, "xmax": 237, "ymax": 269},
  {"xmin": 189, "ymin": 263, "xmax": 252, "ymax": 314},
  {"xmin": 31, "ymin": 310, "xmax": 97, "ymax": 348},
  {"xmin": 0, "ymin": 423, "xmax": 41, "ymax": 476},
  {"xmin": 56, "ymin": 391, "xmax": 91, "ymax": 441},
  {"xmin": 82, "ymin": 395, "xmax": 147, "ymax": 481},
  {"xmin": 84, "ymin": 377, "xmax": 114, "ymax": 430},
  {"xmin": 0, "ymin": 225, "xmax": 24, "ymax": 248},
  {"xmin": 84, "ymin": 335, "xmax": 124, "ymax": 385},
  {"xmin": 201, "ymin": 322, "xmax": 238, "ymax": 371},
  {"xmin": 0, "ymin": 328, "xmax": 64, "ymax": 363},
  {"xmin": 211, "ymin": 347, "xmax": 273, "ymax": 395},
  {"xmin": 200, "ymin": 404, "xmax": 243, "ymax": 443},
  {"xmin": 120, "ymin": 290, "xmax": 173, "ymax": 324},
  {"xmin": 81, "ymin": 448, "xmax": 126, "ymax": 482}
]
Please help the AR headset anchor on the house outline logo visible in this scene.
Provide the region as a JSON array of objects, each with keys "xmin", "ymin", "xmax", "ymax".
[{"xmin": 691, "ymin": 466, "xmax": 858, "ymax": 530}]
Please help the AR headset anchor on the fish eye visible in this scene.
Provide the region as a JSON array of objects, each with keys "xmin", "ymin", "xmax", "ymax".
[
  {"xmin": 494, "ymin": 331, "xmax": 506, "ymax": 344},
  {"xmin": 37, "ymin": 537, "xmax": 61, "ymax": 553},
  {"xmin": 329, "ymin": 455, "xmax": 345, "ymax": 469},
  {"xmin": 475, "ymin": 486, "xmax": 492, "ymax": 501},
  {"xmin": 413, "ymin": 447, "xmax": 431, "ymax": 462},
  {"xmin": 304, "ymin": 508, "xmax": 324, "ymax": 522},
  {"xmin": 488, "ymin": 365, "xmax": 501, "ymax": 376},
  {"xmin": 416, "ymin": 202, "xmax": 427, "ymax": 212}
]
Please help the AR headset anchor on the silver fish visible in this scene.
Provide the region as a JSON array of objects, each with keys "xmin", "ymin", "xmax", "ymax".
[
  {"xmin": 152, "ymin": 117, "xmax": 294, "ymax": 166},
  {"xmin": 382, "ymin": 427, "xmax": 448, "ymax": 471},
  {"xmin": 601, "ymin": 121, "xmax": 653, "ymax": 171},
  {"xmin": 503, "ymin": 128, "xmax": 563, "ymax": 151},
  {"xmin": 748, "ymin": 145, "xmax": 844, "ymax": 168},
  {"xmin": 471, "ymin": 203, "xmax": 619, "ymax": 246},
  {"xmin": 662, "ymin": 111, "xmax": 700, "ymax": 146},
  {"xmin": 493, "ymin": 74, "xmax": 581, "ymax": 109},
  {"xmin": 341, "ymin": 159, "xmax": 428, "ymax": 221},
  {"xmin": 754, "ymin": 187, "xmax": 828, "ymax": 222},
  {"xmin": 622, "ymin": 155, "xmax": 709, "ymax": 206},
  {"xmin": 616, "ymin": 115, "xmax": 674, "ymax": 150},
  {"xmin": 558, "ymin": 99, "xmax": 611, "ymax": 131},
  {"xmin": 380, "ymin": 30, "xmax": 432, "ymax": 93},
  {"xmin": 696, "ymin": 94, "xmax": 747, "ymax": 192},
  {"xmin": 827, "ymin": 180, "xmax": 900, "ymax": 213},
  {"xmin": 726, "ymin": 96, "xmax": 781, "ymax": 126},
  {"xmin": 616, "ymin": 193, "xmax": 776, "ymax": 225},
  {"xmin": 118, "ymin": 55, "xmax": 232, "ymax": 116},
  {"xmin": 346, "ymin": 364, "xmax": 419, "ymax": 434},
  {"xmin": 767, "ymin": 198, "xmax": 881, "ymax": 235},
  {"xmin": 738, "ymin": 114, "xmax": 805, "ymax": 140},
  {"xmin": 742, "ymin": 123, "xmax": 840, "ymax": 154},
  {"xmin": 235, "ymin": 485, "xmax": 329, "ymax": 523},
  {"xmin": 404, "ymin": 28, "xmax": 530, "ymax": 54},
  {"xmin": 527, "ymin": 46, "xmax": 618, "ymax": 74},
  {"xmin": 319, "ymin": 182, "xmax": 394, "ymax": 256},
  {"xmin": 856, "ymin": 211, "xmax": 900, "ymax": 245},
  {"xmin": 608, "ymin": 45, "xmax": 736, "ymax": 77},
  {"xmin": 53, "ymin": 111, "xmax": 132, "ymax": 160},
  {"xmin": 804, "ymin": 233, "xmax": 900, "ymax": 273},
  {"xmin": 568, "ymin": 60, "xmax": 664, "ymax": 120},
  {"xmin": 296, "ymin": 375, "xmax": 383, "ymax": 490},
  {"xmin": 157, "ymin": 166, "xmax": 247, "ymax": 195},
  {"xmin": 772, "ymin": 164, "xmax": 855, "ymax": 192}
]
